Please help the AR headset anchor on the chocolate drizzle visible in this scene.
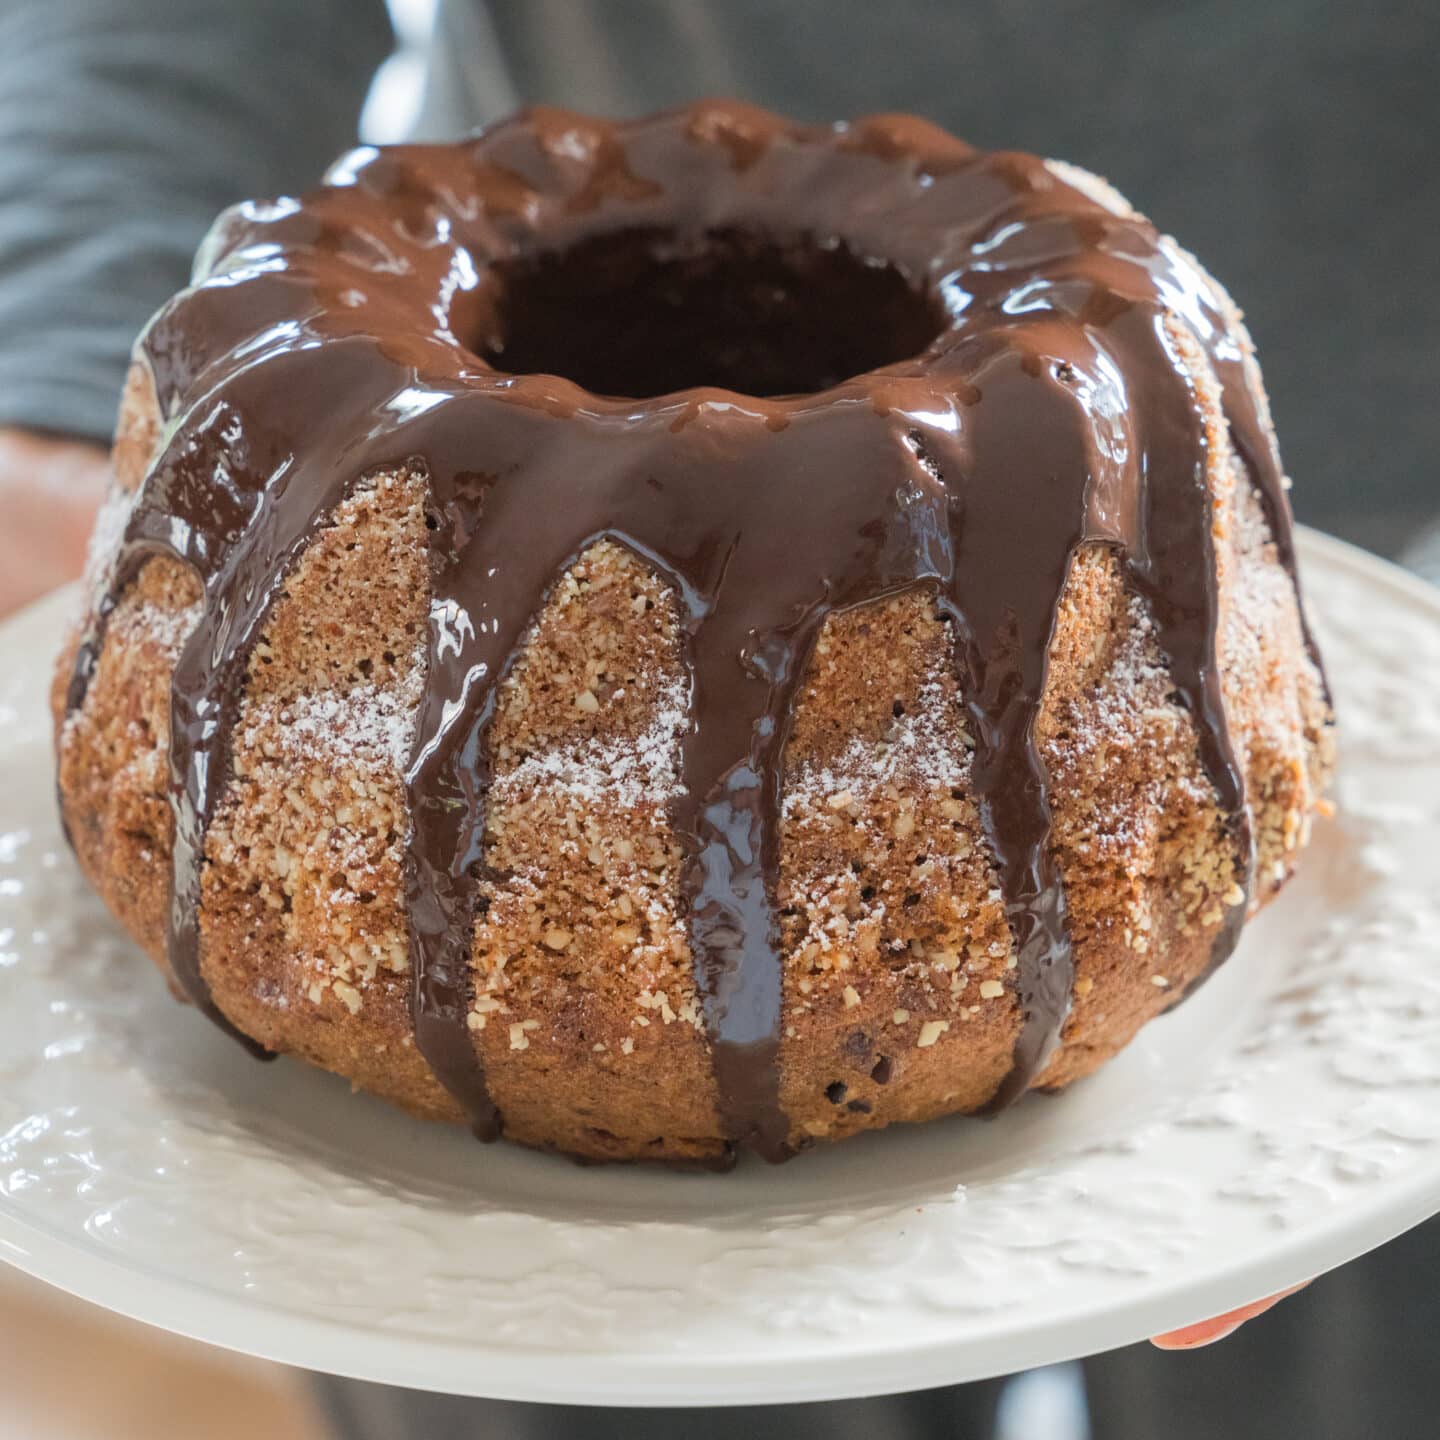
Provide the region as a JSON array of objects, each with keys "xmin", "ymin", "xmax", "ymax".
[{"xmin": 66, "ymin": 103, "xmax": 1321, "ymax": 1163}]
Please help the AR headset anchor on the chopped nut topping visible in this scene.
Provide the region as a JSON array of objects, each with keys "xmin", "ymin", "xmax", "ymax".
[
  {"xmin": 917, "ymin": 1019, "xmax": 949, "ymax": 1048},
  {"xmin": 892, "ymin": 1008, "xmax": 910, "ymax": 1024},
  {"xmin": 1150, "ymin": 974, "xmax": 1170, "ymax": 988},
  {"xmin": 842, "ymin": 984, "xmax": 862, "ymax": 1008},
  {"xmin": 826, "ymin": 790, "xmax": 855, "ymax": 811},
  {"xmin": 509, "ymin": 1023, "xmax": 530, "ymax": 1050},
  {"xmin": 332, "ymin": 980, "xmax": 362, "ymax": 1014},
  {"xmin": 978, "ymin": 979, "xmax": 1005, "ymax": 999}
]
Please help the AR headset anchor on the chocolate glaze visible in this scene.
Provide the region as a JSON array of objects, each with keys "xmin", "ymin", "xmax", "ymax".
[{"xmin": 66, "ymin": 103, "xmax": 1323, "ymax": 1163}]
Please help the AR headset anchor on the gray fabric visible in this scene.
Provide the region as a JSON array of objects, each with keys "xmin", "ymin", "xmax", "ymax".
[{"xmin": 0, "ymin": 0, "xmax": 390, "ymax": 442}]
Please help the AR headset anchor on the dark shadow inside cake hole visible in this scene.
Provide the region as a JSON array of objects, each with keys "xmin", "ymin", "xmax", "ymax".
[{"xmin": 472, "ymin": 226, "xmax": 942, "ymax": 399}]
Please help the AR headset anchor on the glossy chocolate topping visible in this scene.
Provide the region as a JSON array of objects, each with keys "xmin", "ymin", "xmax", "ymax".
[{"xmin": 67, "ymin": 102, "xmax": 1320, "ymax": 1164}]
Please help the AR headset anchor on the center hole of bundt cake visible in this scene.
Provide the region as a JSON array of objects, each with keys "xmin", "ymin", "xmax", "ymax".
[{"xmin": 473, "ymin": 227, "xmax": 942, "ymax": 399}]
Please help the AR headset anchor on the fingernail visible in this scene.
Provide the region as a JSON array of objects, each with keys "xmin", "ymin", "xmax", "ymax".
[{"xmin": 1163, "ymin": 1320, "xmax": 1244, "ymax": 1350}]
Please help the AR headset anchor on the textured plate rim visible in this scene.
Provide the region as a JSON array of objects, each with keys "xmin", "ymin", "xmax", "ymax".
[
  {"xmin": 4, "ymin": 1155, "xmax": 1440, "ymax": 1406},
  {"xmin": 2, "ymin": 526, "xmax": 1439, "ymax": 1406}
]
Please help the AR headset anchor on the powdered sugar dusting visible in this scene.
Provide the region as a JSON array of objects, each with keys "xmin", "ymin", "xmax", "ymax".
[
  {"xmin": 83, "ymin": 484, "xmax": 131, "ymax": 600},
  {"xmin": 785, "ymin": 674, "xmax": 971, "ymax": 818},
  {"xmin": 1224, "ymin": 469, "xmax": 1304, "ymax": 688},
  {"xmin": 1044, "ymin": 588, "xmax": 1205, "ymax": 875},
  {"xmin": 1046, "ymin": 158, "xmax": 1137, "ymax": 219},
  {"xmin": 240, "ymin": 670, "xmax": 421, "ymax": 777},
  {"xmin": 1077, "ymin": 595, "xmax": 1178, "ymax": 751},
  {"xmin": 495, "ymin": 674, "xmax": 687, "ymax": 809},
  {"xmin": 123, "ymin": 598, "xmax": 202, "ymax": 657}
]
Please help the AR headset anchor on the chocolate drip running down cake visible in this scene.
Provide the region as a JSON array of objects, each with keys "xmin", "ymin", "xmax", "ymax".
[{"xmin": 53, "ymin": 102, "xmax": 1333, "ymax": 1168}]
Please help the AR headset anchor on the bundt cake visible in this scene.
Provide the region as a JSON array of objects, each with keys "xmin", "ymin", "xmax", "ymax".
[{"xmin": 53, "ymin": 102, "xmax": 1334, "ymax": 1168}]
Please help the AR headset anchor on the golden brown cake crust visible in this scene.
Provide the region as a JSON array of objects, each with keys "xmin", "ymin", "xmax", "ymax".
[
  {"xmin": 52, "ymin": 110, "xmax": 1334, "ymax": 1166},
  {"xmin": 53, "ymin": 383, "xmax": 1332, "ymax": 1166}
]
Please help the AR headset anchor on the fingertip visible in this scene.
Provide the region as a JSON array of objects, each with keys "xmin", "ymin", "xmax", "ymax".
[
  {"xmin": 1151, "ymin": 1284, "xmax": 1309, "ymax": 1350},
  {"xmin": 1150, "ymin": 1318, "xmax": 1244, "ymax": 1350}
]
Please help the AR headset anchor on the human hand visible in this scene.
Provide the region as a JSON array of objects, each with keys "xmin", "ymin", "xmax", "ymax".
[
  {"xmin": 1150, "ymin": 1282, "xmax": 1311, "ymax": 1350},
  {"xmin": 0, "ymin": 427, "xmax": 109, "ymax": 620}
]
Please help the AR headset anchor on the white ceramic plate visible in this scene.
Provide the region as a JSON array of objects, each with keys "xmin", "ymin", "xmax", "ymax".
[{"xmin": 3, "ymin": 529, "xmax": 1439, "ymax": 1407}]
